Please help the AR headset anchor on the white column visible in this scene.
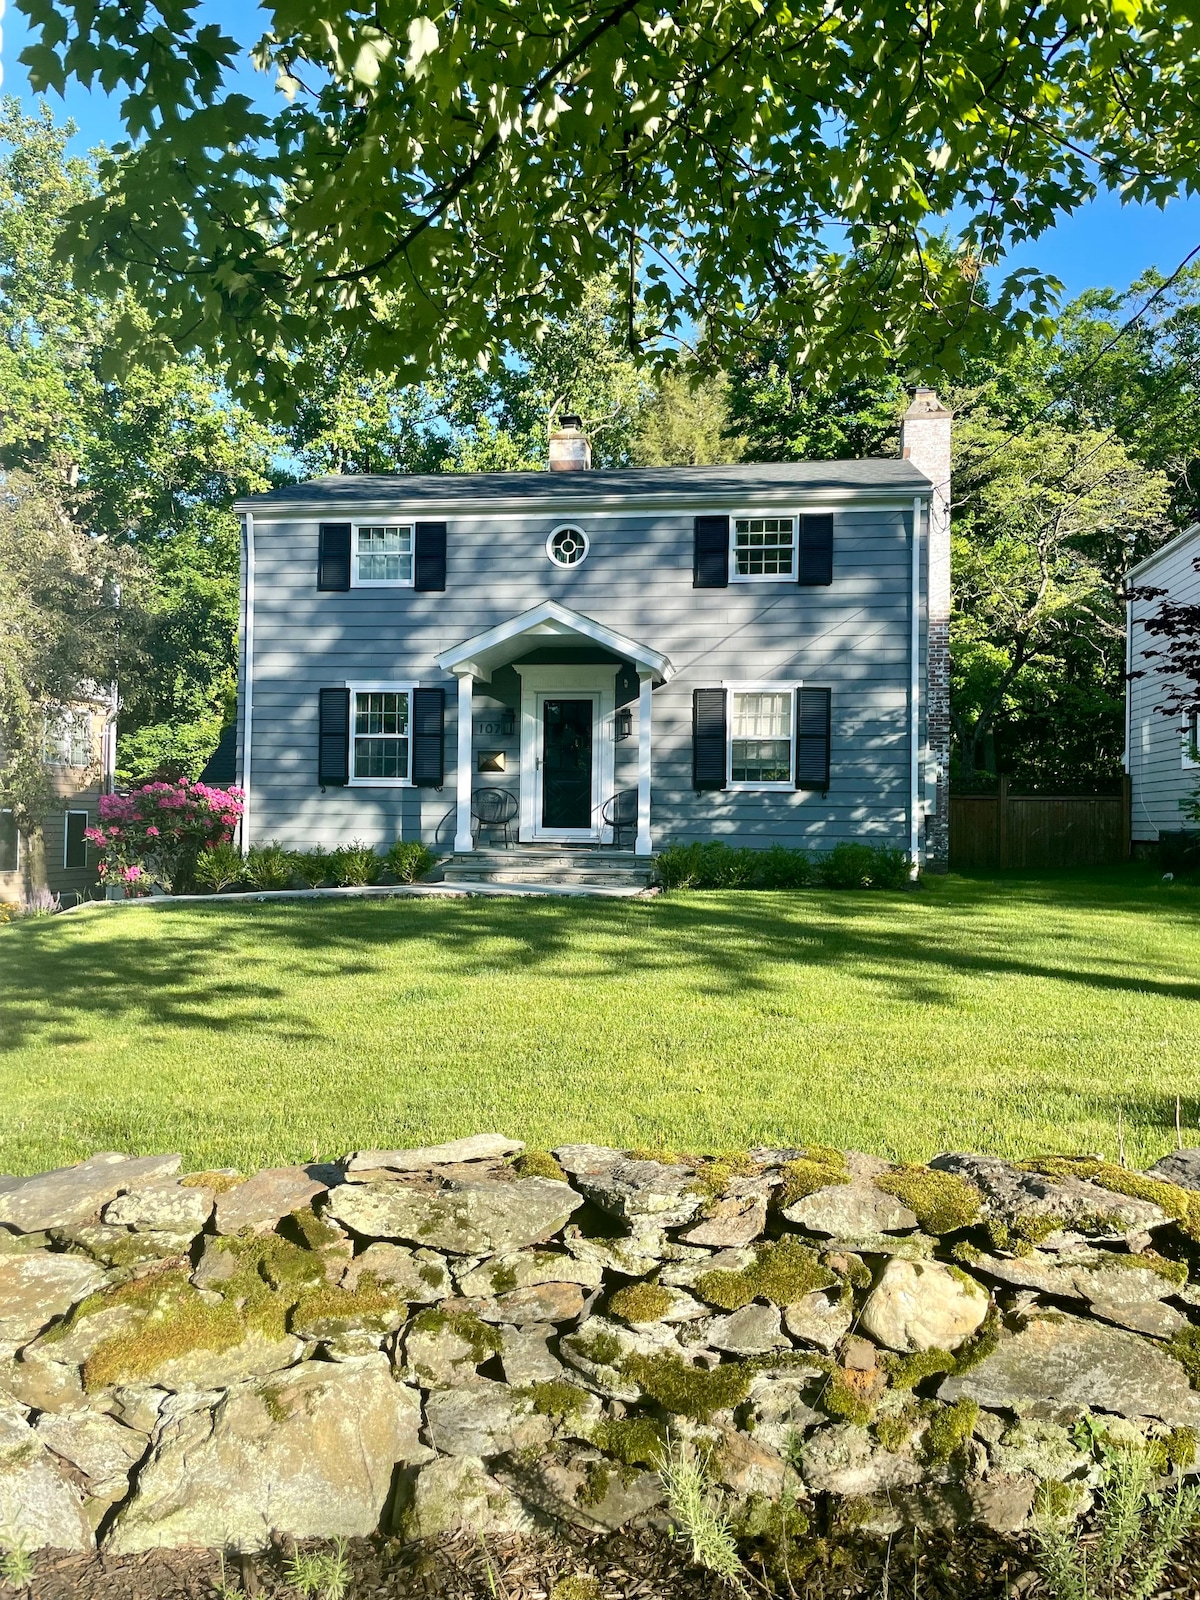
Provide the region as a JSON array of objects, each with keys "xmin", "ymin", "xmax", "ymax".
[
  {"xmin": 635, "ymin": 671, "xmax": 653, "ymax": 856},
  {"xmin": 454, "ymin": 671, "xmax": 475, "ymax": 852}
]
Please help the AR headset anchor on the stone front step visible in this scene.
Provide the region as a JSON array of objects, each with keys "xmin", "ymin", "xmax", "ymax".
[{"xmin": 440, "ymin": 848, "xmax": 654, "ymax": 888}]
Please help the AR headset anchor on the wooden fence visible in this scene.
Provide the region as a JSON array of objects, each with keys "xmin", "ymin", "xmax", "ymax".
[{"xmin": 949, "ymin": 777, "xmax": 1131, "ymax": 870}]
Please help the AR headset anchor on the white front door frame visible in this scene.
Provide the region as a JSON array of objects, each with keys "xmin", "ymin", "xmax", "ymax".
[{"xmin": 515, "ymin": 665, "xmax": 618, "ymax": 844}]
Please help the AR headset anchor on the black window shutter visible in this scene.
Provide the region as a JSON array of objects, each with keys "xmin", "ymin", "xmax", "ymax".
[
  {"xmin": 693, "ymin": 516, "xmax": 729, "ymax": 588},
  {"xmin": 64, "ymin": 811, "xmax": 88, "ymax": 870},
  {"xmin": 317, "ymin": 524, "xmax": 352, "ymax": 591},
  {"xmin": 798, "ymin": 514, "xmax": 834, "ymax": 585},
  {"xmin": 414, "ymin": 522, "xmax": 447, "ymax": 591},
  {"xmin": 693, "ymin": 688, "xmax": 728, "ymax": 790},
  {"xmin": 411, "ymin": 687, "xmax": 445, "ymax": 786},
  {"xmin": 318, "ymin": 688, "xmax": 351, "ymax": 785},
  {"xmin": 796, "ymin": 687, "xmax": 832, "ymax": 789}
]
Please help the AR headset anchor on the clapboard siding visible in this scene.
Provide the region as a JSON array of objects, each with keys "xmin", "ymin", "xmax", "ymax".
[
  {"xmin": 1128, "ymin": 528, "xmax": 1200, "ymax": 841},
  {"xmin": 239, "ymin": 492, "xmax": 927, "ymax": 854}
]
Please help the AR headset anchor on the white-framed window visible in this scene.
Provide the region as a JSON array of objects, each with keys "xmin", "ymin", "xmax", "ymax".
[
  {"xmin": 64, "ymin": 809, "xmax": 89, "ymax": 870},
  {"xmin": 730, "ymin": 514, "xmax": 796, "ymax": 581},
  {"xmin": 727, "ymin": 683, "xmax": 798, "ymax": 788},
  {"xmin": 0, "ymin": 809, "xmax": 17, "ymax": 873},
  {"xmin": 43, "ymin": 709, "xmax": 92, "ymax": 767},
  {"xmin": 347, "ymin": 683, "xmax": 414, "ymax": 784},
  {"xmin": 1184, "ymin": 711, "xmax": 1200, "ymax": 770},
  {"xmin": 547, "ymin": 524, "xmax": 590, "ymax": 568},
  {"xmin": 352, "ymin": 523, "xmax": 414, "ymax": 586}
]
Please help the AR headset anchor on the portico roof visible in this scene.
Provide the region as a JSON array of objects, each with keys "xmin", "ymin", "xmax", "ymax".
[{"xmin": 434, "ymin": 600, "xmax": 675, "ymax": 684}]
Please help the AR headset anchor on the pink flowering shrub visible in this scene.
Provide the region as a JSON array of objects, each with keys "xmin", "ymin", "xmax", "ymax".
[{"xmin": 85, "ymin": 781, "xmax": 244, "ymax": 892}]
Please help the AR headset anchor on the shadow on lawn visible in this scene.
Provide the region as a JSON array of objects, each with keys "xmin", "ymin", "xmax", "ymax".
[{"xmin": 1, "ymin": 868, "xmax": 1198, "ymax": 1056}]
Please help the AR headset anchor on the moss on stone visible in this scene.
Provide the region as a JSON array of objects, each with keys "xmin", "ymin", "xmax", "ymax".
[
  {"xmin": 550, "ymin": 1579, "xmax": 602, "ymax": 1600},
  {"xmin": 922, "ymin": 1398, "xmax": 979, "ymax": 1462},
  {"xmin": 874, "ymin": 1406, "xmax": 920, "ymax": 1454},
  {"xmin": 873, "ymin": 1167, "xmax": 981, "ymax": 1234},
  {"xmin": 489, "ymin": 1260, "xmax": 520, "ymax": 1294},
  {"xmin": 696, "ymin": 1237, "xmax": 835, "ymax": 1311},
  {"xmin": 525, "ymin": 1381, "xmax": 591, "ymax": 1421},
  {"xmin": 608, "ymin": 1282, "xmax": 674, "ymax": 1323},
  {"xmin": 1079, "ymin": 1250, "xmax": 1189, "ymax": 1288},
  {"xmin": 572, "ymin": 1328, "xmax": 624, "ymax": 1369},
  {"xmin": 829, "ymin": 1252, "xmax": 872, "ymax": 1290},
  {"xmin": 777, "ymin": 1148, "xmax": 848, "ymax": 1208},
  {"xmin": 621, "ymin": 1351, "xmax": 751, "ymax": 1420},
  {"xmin": 687, "ymin": 1153, "xmax": 758, "ymax": 1204},
  {"xmin": 1168, "ymin": 1326, "xmax": 1200, "ymax": 1387},
  {"xmin": 284, "ymin": 1206, "xmax": 344, "ymax": 1252},
  {"xmin": 577, "ymin": 1460, "xmax": 614, "ymax": 1509},
  {"xmin": 819, "ymin": 1368, "xmax": 876, "ymax": 1427},
  {"xmin": 82, "ymin": 1274, "xmax": 256, "ymax": 1391},
  {"xmin": 180, "ymin": 1170, "xmax": 241, "ymax": 1193},
  {"xmin": 590, "ymin": 1415, "xmax": 668, "ymax": 1467},
  {"xmin": 1167, "ymin": 1426, "xmax": 1197, "ymax": 1470},
  {"xmin": 882, "ymin": 1348, "xmax": 956, "ymax": 1391},
  {"xmin": 1020, "ymin": 1158, "xmax": 1200, "ymax": 1242},
  {"xmin": 951, "ymin": 1305, "xmax": 1001, "ymax": 1376},
  {"xmin": 411, "ymin": 1305, "xmax": 503, "ymax": 1362},
  {"xmin": 513, "ymin": 1150, "xmax": 569, "ymax": 1183},
  {"xmin": 291, "ymin": 1272, "xmax": 403, "ymax": 1336},
  {"xmin": 1033, "ymin": 1478, "xmax": 1078, "ymax": 1520}
]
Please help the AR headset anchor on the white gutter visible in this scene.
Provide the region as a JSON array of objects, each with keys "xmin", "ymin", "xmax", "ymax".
[
  {"xmin": 241, "ymin": 513, "xmax": 255, "ymax": 856},
  {"xmin": 910, "ymin": 496, "xmax": 922, "ymax": 869}
]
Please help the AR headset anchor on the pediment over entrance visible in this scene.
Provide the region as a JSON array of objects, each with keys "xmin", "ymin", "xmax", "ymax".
[{"xmin": 433, "ymin": 601, "xmax": 674, "ymax": 684}]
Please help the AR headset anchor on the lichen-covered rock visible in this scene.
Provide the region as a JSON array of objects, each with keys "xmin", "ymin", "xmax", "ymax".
[
  {"xmin": 969, "ymin": 1472, "xmax": 1039, "ymax": 1534},
  {"xmin": 325, "ymin": 1176, "xmax": 582, "ymax": 1254},
  {"xmin": 404, "ymin": 1454, "xmax": 533, "ymax": 1539},
  {"xmin": 52, "ymin": 1224, "xmax": 195, "ymax": 1270},
  {"xmin": 424, "ymin": 1379, "xmax": 554, "ymax": 1456},
  {"xmin": 711, "ymin": 1425, "xmax": 790, "ymax": 1498},
  {"xmin": 555, "ymin": 1150, "xmax": 702, "ymax": 1230},
  {"xmin": 214, "ymin": 1166, "xmax": 333, "ymax": 1236},
  {"xmin": 681, "ymin": 1196, "xmax": 768, "ymax": 1247},
  {"xmin": 0, "ymin": 1395, "xmax": 94, "ymax": 1551},
  {"xmin": 340, "ymin": 1243, "xmax": 452, "ymax": 1301},
  {"xmin": 784, "ymin": 1289, "xmax": 854, "ymax": 1353},
  {"xmin": 801, "ymin": 1423, "xmax": 924, "ymax": 1496},
  {"xmin": 105, "ymin": 1357, "xmax": 424, "ymax": 1552},
  {"xmin": 743, "ymin": 1369, "xmax": 825, "ymax": 1455},
  {"xmin": 1147, "ymin": 1150, "xmax": 1200, "ymax": 1191},
  {"xmin": 35, "ymin": 1410, "xmax": 147, "ymax": 1508},
  {"xmin": 456, "ymin": 1249, "xmax": 602, "ymax": 1298},
  {"xmin": 402, "ymin": 1306, "xmax": 499, "ymax": 1386},
  {"xmin": 860, "ymin": 1259, "xmax": 989, "ymax": 1353},
  {"xmin": 0, "ymin": 1154, "xmax": 183, "ymax": 1234},
  {"xmin": 500, "ymin": 1326, "xmax": 565, "ymax": 1386},
  {"xmin": 930, "ymin": 1154, "xmax": 1167, "ymax": 1245},
  {"xmin": 463, "ymin": 1282, "xmax": 587, "ymax": 1325},
  {"xmin": 563, "ymin": 1231, "xmax": 668, "ymax": 1278},
  {"xmin": 940, "ymin": 1313, "xmax": 1200, "ymax": 1427},
  {"xmin": 560, "ymin": 1316, "xmax": 677, "ymax": 1401},
  {"xmin": 986, "ymin": 1419, "xmax": 1093, "ymax": 1485},
  {"xmin": 0, "ymin": 1250, "xmax": 107, "ymax": 1351},
  {"xmin": 103, "ymin": 1182, "xmax": 214, "ymax": 1234},
  {"xmin": 344, "ymin": 1134, "xmax": 523, "ymax": 1175},
  {"xmin": 783, "ymin": 1180, "xmax": 918, "ymax": 1236},
  {"xmin": 126, "ymin": 1326, "xmax": 306, "ymax": 1394},
  {"xmin": 660, "ymin": 1246, "xmax": 756, "ymax": 1289},
  {"xmin": 501, "ymin": 1451, "xmax": 664, "ymax": 1531},
  {"xmin": 703, "ymin": 1304, "xmax": 788, "ymax": 1356},
  {"xmin": 970, "ymin": 1248, "xmax": 1187, "ymax": 1336}
]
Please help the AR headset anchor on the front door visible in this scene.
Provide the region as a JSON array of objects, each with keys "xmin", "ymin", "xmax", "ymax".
[{"xmin": 539, "ymin": 698, "xmax": 595, "ymax": 833}]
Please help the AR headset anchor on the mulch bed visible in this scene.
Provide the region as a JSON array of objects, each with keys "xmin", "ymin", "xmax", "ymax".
[{"xmin": 10, "ymin": 1526, "xmax": 1200, "ymax": 1600}]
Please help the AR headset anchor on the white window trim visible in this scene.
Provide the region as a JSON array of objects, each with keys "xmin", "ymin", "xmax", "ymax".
[
  {"xmin": 346, "ymin": 681, "xmax": 416, "ymax": 787},
  {"xmin": 1184, "ymin": 711, "xmax": 1200, "ymax": 770},
  {"xmin": 64, "ymin": 809, "xmax": 89, "ymax": 870},
  {"xmin": 350, "ymin": 521, "xmax": 416, "ymax": 589},
  {"xmin": 724, "ymin": 680, "xmax": 801, "ymax": 790},
  {"xmin": 546, "ymin": 523, "xmax": 590, "ymax": 568},
  {"xmin": 0, "ymin": 808, "xmax": 18, "ymax": 873},
  {"xmin": 43, "ymin": 708, "xmax": 93, "ymax": 768},
  {"xmin": 728, "ymin": 508, "xmax": 799, "ymax": 584}
]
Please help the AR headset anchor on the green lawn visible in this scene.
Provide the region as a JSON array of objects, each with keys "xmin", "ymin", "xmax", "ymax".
[{"xmin": 1, "ymin": 869, "xmax": 1197, "ymax": 1177}]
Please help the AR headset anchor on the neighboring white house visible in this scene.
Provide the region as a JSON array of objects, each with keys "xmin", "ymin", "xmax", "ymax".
[{"xmin": 1126, "ymin": 523, "xmax": 1200, "ymax": 844}]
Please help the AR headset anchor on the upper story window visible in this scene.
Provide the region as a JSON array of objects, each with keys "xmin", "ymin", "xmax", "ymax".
[
  {"xmin": 44, "ymin": 709, "xmax": 92, "ymax": 768},
  {"xmin": 729, "ymin": 685, "xmax": 796, "ymax": 788},
  {"xmin": 732, "ymin": 515, "xmax": 796, "ymax": 580},
  {"xmin": 349, "ymin": 685, "xmax": 412, "ymax": 783},
  {"xmin": 354, "ymin": 524, "xmax": 414, "ymax": 586},
  {"xmin": 547, "ymin": 525, "xmax": 589, "ymax": 568}
]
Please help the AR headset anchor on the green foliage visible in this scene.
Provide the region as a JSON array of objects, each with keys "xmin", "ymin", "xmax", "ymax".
[
  {"xmin": 283, "ymin": 1538, "xmax": 351, "ymax": 1600},
  {"xmin": 623, "ymin": 1352, "xmax": 751, "ymax": 1421},
  {"xmin": 329, "ymin": 842, "xmax": 384, "ymax": 888},
  {"xmin": 191, "ymin": 842, "xmax": 244, "ymax": 892},
  {"xmin": 631, "ymin": 372, "xmax": 745, "ymax": 467},
  {"xmin": 242, "ymin": 843, "xmax": 294, "ymax": 891},
  {"xmin": 655, "ymin": 840, "xmax": 910, "ymax": 892},
  {"xmin": 590, "ymin": 1415, "xmax": 669, "ymax": 1467},
  {"xmin": 0, "ymin": 1538, "xmax": 35, "ymax": 1589},
  {"xmin": 608, "ymin": 1282, "xmax": 674, "ymax": 1323},
  {"xmin": 922, "ymin": 1398, "xmax": 979, "ymax": 1462},
  {"xmin": 524, "ymin": 1380, "xmax": 591, "ymax": 1421},
  {"xmin": 882, "ymin": 1349, "xmax": 958, "ymax": 1392},
  {"xmin": 874, "ymin": 1167, "xmax": 982, "ymax": 1234},
  {"xmin": 696, "ymin": 1237, "xmax": 835, "ymax": 1311},
  {"xmin": 654, "ymin": 1439, "xmax": 748, "ymax": 1596},
  {"xmin": 384, "ymin": 840, "xmax": 434, "ymax": 884},
  {"xmin": 821, "ymin": 842, "xmax": 912, "ymax": 891}
]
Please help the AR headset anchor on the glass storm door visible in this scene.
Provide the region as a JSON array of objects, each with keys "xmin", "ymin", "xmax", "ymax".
[{"xmin": 541, "ymin": 699, "xmax": 594, "ymax": 829}]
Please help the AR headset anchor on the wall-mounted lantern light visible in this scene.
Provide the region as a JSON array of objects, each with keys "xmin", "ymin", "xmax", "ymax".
[{"xmin": 615, "ymin": 706, "xmax": 633, "ymax": 741}]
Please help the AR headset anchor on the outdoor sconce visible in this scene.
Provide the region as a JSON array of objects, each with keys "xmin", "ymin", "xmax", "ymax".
[
  {"xmin": 502, "ymin": 709, "xmax": 516, "ymax": 737},
  {"xmin": 615, "ymin": 707, "xmax": 633, "ymax": 741}
]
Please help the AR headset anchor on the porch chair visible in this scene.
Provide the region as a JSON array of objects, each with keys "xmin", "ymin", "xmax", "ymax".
[
  {"xmin": 471, "ymin": 787, "xmax": 519, "ymax": 848},
  {"xmin": 602, "ymin": 787, "xmax": 638, "ymax": 849}
]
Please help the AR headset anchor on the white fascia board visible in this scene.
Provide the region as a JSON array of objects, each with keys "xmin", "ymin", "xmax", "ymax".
[
  {"xmin": 1126, "ymin": 522, "xmax": 1200, "ymax": 582},
  {"xmin": 434, "ymin": 599, "xmax": 675, "ymax": 683}
]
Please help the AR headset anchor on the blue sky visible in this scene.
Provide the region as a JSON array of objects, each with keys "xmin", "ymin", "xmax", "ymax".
[{"xmin": 5, "ymin": 0, "xmax": 1200, "ymax": 307}]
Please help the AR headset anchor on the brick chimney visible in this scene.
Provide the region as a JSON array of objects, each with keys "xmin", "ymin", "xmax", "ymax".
[
  {"xmin": 900, "ymin": 388, "xmax": 952, "ymax": 872},
  {"xmin": 548, "ymin": 415, "xmax": 591, "ymax": 472}
]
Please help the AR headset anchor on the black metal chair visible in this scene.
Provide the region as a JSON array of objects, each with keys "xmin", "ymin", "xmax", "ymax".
[
  {"xmin": 602, "ymin": 787, "xmax": 638, "ymax": 848},
  {"xmin": 471, "ymin": 787, "xmax": 519, "ymax": 847}
]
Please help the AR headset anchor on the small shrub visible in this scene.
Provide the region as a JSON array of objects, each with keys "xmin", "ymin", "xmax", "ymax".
[
  {"xmin": 385, "ymin": 839, "xmax": 435, "ymax": 882},
  {"xmin": 291, "ymin": 846, "xmax": 333, "ymax": 887},
  {"xmin": 821, "ymin": 840, "xmax": 911, "ymax": 889},
  {"xmin": 284, "ymin": 1538, "xmax": 351, "ymax": 1600},
  {"xmin": 242, "ymin": 842, "xmax": 293, "ymax": 890},
  {"xmin": 0, "ymin": 1538, "xmax": 35, "ymax": 1589},
  {"xmin": 20, "ymin": 887, "xmax": 61, "ymax": 916},
  {"xmin": 192, "ymin": 841, "xmax": 244, "ymax": 892},
  {"xmin": 656, "ymin": 837, "xmax": 908, "ymax": 891},
  {"xmin": 654, "ymin": 1438, "xmax": 749, "ymax": 1595},
  {"xmin": 330, "ymin": 840, "xmax": 383, "ymax": 886}
]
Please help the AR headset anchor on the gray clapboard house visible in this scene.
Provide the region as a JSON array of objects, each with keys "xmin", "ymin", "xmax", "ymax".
[{"xmin": 231, "ymin": 392, "xmax": 952, "ymax": 882}]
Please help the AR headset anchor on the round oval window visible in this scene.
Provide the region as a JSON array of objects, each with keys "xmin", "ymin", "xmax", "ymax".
[{"xmin": 547, "ymin": 525, "xmax": 589, "ymax": 568}]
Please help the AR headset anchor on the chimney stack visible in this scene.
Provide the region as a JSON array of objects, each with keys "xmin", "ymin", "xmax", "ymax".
[
  {"xmin": 899, "ymin": 388, "xmax": 953, "ymax": 873},
  {"xmin": 549, "ymin": 415, "xmax": 591, "ymax": 472}
]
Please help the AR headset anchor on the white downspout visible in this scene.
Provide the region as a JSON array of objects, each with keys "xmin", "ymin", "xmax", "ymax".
[
  {"xmin": 1124, "ymin": 594, "xmax": 1132, "ymax": 776},
  {"xmin": 241, "ymin": 513, "xmax": 255, "ymax": 856},
  {"xmin": 910, "ymin": 496, "xmax": 923, "ymax": 869}
]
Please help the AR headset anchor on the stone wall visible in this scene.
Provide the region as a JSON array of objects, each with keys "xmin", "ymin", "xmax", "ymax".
[{"xmin": 4, "ymin": 1135, "xmax": 1200, "ymax": 1556}]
